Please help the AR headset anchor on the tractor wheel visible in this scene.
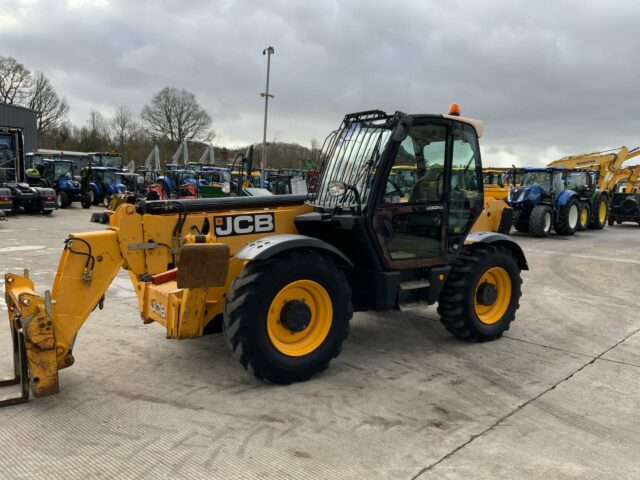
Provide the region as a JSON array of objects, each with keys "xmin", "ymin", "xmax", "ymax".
[
  {"xmin": 528, "ymin": 205, "xmax": 552, "ymax": 237},
  {"xmin": 513, "ymin": 212, "xmax": 529, "ymax": 233},
  {"xmin": 223, "ymin": 249, "xmax": 352, "ymax": 384},
  {"xmin": 555, "ymin": 197, "xmax": 579, "ymax": 236},
  {"xmin": 42, "ymin": 209, "xmax": 53, "ymax": 215},
  {"xmin": 438, "ymin": 244, "xmax": 522, "ymax": 342},
  {"xmin": 57, "ymin": 191, "xmax": 69, "ymax": 209},
  {"xmin": 90, "ymin": 189, "xmax": 99, "ymax": 206},
  {"xmin": 589, "ymin": 194, "xmax": 608, "ymax": 229},
  {"xmin": 80, "ymin": 192, "xmax": 92, "ymax": 209},
  {"xmin": 577, "ymin": 203, "xmax": 590, "ymax": 231},
  {"xmin": 607, "ymin": 216, "xmax": 615, "ymax": 226}
]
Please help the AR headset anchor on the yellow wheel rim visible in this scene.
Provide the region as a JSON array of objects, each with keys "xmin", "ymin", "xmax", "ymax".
[
  {"xmin": 598, "ymin": 201, "xmax": 606, "ymax": 222},
  {"xmin": 473, "ymin": 267, "xmax": 512, "ymax": 325},
  {"xmin": 267, "ymin": 280, "xmax": 333, "ymax": 357},
  {"xmin": 580, "ymin": 207, "xmax": 588, "ymax": 225}
]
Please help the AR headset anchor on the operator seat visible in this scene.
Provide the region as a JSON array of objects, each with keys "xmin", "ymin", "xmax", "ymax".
[{"xmin": 408, "ymin": 164, "xmax": 444, "ymax": 203}]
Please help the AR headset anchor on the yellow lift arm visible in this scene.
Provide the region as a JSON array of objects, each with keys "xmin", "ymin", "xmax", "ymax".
[
  {"xmin": 2, "ymin": 200, "xmax": 312, "ymax": 404},
  {"xmin": 547, "ymin": 146, "xmax": 640, "ymax": 192}
]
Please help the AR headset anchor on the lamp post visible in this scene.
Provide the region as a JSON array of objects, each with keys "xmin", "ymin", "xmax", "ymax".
[{"xmin": 260, "ymin": 46, "xmax": 274, "ymax": 186}]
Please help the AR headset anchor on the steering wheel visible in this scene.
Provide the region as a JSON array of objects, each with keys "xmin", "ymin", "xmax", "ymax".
[{"xmin": 383, "ymin": 179, "xmax": 403, "ymax": 202}]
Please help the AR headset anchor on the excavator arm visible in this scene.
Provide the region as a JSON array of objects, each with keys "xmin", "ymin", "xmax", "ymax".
[{"xmin": 547, "ymin": 146, "xmax": 640, "ymax": 192}]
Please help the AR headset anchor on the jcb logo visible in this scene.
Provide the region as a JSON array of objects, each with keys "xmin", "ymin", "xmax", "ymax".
[{"xmin": 214, "ymin": 213, "xmax": 275, "ymax": 237}]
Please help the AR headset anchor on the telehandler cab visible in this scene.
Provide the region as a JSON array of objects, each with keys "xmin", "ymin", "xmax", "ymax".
[{"xmin": 1, "ymin": 107, "xmax": 527, "ymax": 406}]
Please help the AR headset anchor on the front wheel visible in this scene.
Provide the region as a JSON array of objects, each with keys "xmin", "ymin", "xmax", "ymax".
[
  {"xmin": 577, "ymin": 203, "xmax": 590, "ymax": 231},
  {"xmin": 57, "ymin": 191, "xmax": 69, "ymax": 209},
  {"xmin": 529, "ymin": 205, "xmax": 552, "ymax": 237},
  {"xmin": 223, "ymin": 249, "xmax": 352, "ymax": 384},
  {"xmin": 80, "ymin": 192, "xmax": 92, "ymax": 209},
  {"xmin": 589, "ymin": 194, "xmax": 608, "ymax": 229},
  {"xmin": 437, "ymin": 244, "xmax": 522, "ymax": 341}
]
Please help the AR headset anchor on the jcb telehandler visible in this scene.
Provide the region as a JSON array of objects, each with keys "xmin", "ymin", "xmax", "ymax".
[{"xmin": 1, "ymin": 107, "xmax": 527, "ymax": 406}]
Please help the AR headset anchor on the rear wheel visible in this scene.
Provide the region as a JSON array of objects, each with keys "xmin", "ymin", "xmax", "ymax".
[
  {"xmin": 223, "ymin": 249, "xmax": 352, "ymax": 383},
  {"xmin": 528, "ymin": 205, "xmax": 552, "ymax": 237},
  {"xmin": 577, "ymin": 203, "xmax": 589, "ymax": 231},
  {"xmin": 438, "ymin": 244, "xmax": 522, "ymax": 341},
  {"xmin": 555, "ymin": 197, "xmax": 579, "ymax": 235},
  {"xmin": 589, "ymin": 194, "xmax": 608, "ymax": 229}
]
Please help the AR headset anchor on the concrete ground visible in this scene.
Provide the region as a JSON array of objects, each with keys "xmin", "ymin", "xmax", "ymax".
[{"xmin": 0, "ymin": 207, "xmax": 639, "ymax": 479}]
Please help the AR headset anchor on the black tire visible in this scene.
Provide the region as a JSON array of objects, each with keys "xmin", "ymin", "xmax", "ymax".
[
  {"xmin": 80, "ymin": 192, "xmax": 92, "ymax": 209},
  {"xmin": 437, "ymin": 244, "xmax": 522, "ymax": 342},
  {"xmin": 57, "ymin": 191, "xmax": 69, "ymax": 209},
  {"xmin": 528, "ymin": 205, "xmax": 552, "ymax": 237},
  {"xmin": 607, "ymin": 216, "xmax": 615, "ymax": 226},
  {"xmin": 554, "ymin": 197, "xmax": 579, "ymax": 236},
  {"xmin": 223, "ymin": 249, "xmax": 352, "ymax": 384},
  {"xmin": 42, "ymin": 210, "xmax": 53, "ymax": 215},
  {"xmin": 90, "ymin": 189, "xmax": 100, "ymax": 206},
  {"xmin": 589, "ymin": 194, "xmax": 608, "ymax": 229},
  {"xmin": 577, "ymin": 203, "xmax": 590, "ymax": 231},
  {"xmin": 620, "ymin": 198, "xmax": 638, "ymax": 215},
  {"xmin": 513, "ymin": 212, "xmax": 529, "ymax": 233}
]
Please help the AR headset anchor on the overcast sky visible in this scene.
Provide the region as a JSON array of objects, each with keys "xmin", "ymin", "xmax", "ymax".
[{"xmin": 2, "ymin": 0, "xmax": 640, "ymax": 166}]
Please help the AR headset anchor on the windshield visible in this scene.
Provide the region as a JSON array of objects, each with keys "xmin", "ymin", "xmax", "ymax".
[
  {"xmin": 93, "ymin": 154, "xmax": 123, "ymax": 169},
  {"xmin": 0, "ymin": 134, "xmax": 16, "ymax": 181},
  {"xmin": 99, "ymin": 170, "xmax": 117, "ymax": 184},
  {"xmin": 54, "ymin": 162, "xmax": 73, "ymax": 178},
  {"xmin": 483, "ymin": 172, "xmax": 504, "ymax": 185},
  {"xmin": 521, "ymin": 172, "xmax": 551, "ymax": 190},
  {"xmin": 313, "ymin": 115, "xmax": 392, "ymax": 208}
]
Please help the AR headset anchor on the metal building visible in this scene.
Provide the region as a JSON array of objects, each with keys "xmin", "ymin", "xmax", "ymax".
[{"xmin": 0, "ymin": 102, "xmax": 38, "ymax": 152}]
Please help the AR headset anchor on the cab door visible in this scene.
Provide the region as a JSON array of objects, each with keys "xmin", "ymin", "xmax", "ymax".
[{"xmin": 372, "ymin": 118, "xmax": 483, "ymax": 268}]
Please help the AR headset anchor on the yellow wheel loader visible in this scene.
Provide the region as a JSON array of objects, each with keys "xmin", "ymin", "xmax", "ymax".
[{"xmin": 1, "ymin": 107, "xmax": 527, "ymax": 406}]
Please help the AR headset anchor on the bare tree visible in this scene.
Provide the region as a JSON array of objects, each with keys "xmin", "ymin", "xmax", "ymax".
[
  {"xmin": 80, "ymin": 110, "xmax": 111, "ymax": 151},
  {"xmin": 0, "ymin": 56, "xmax": 32, "ymax": 104},
  {"xmin": 27, "ymin": 71, "xmax": 70, "ymax": 137},
  {"xmin": 110, "ymin": 106, "xmax": 140, "ymax": 161},
  {"xmin": 140, "ymin": 87, "xmax": 214, "ymax": 148}
]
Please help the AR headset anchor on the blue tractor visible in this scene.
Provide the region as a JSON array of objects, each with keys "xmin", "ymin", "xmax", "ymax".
[
  {"xmin": 80, "ymin": 166, "xmax": 127, "ymax": 208},
  {"xmin": 508, "ymin": 167, "xmax": 580, "ymax": 237},
  {"xmin": 25, "ymin": 157, "xmax": 83, "ymax": 208}
]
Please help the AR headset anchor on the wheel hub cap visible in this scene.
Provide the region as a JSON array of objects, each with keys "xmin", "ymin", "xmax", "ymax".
[
  {"xmin": 280, "ymin": 301, "xmax": 312, "ymax": 333},
  {"xmin": 476, "ymin": 282, "xmax": 498, "ymax": 306}
]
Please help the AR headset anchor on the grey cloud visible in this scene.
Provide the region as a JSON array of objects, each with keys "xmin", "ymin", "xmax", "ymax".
[{"xmin": 2, "ymin": 0, "xmax": 640, "ymax": 166}]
